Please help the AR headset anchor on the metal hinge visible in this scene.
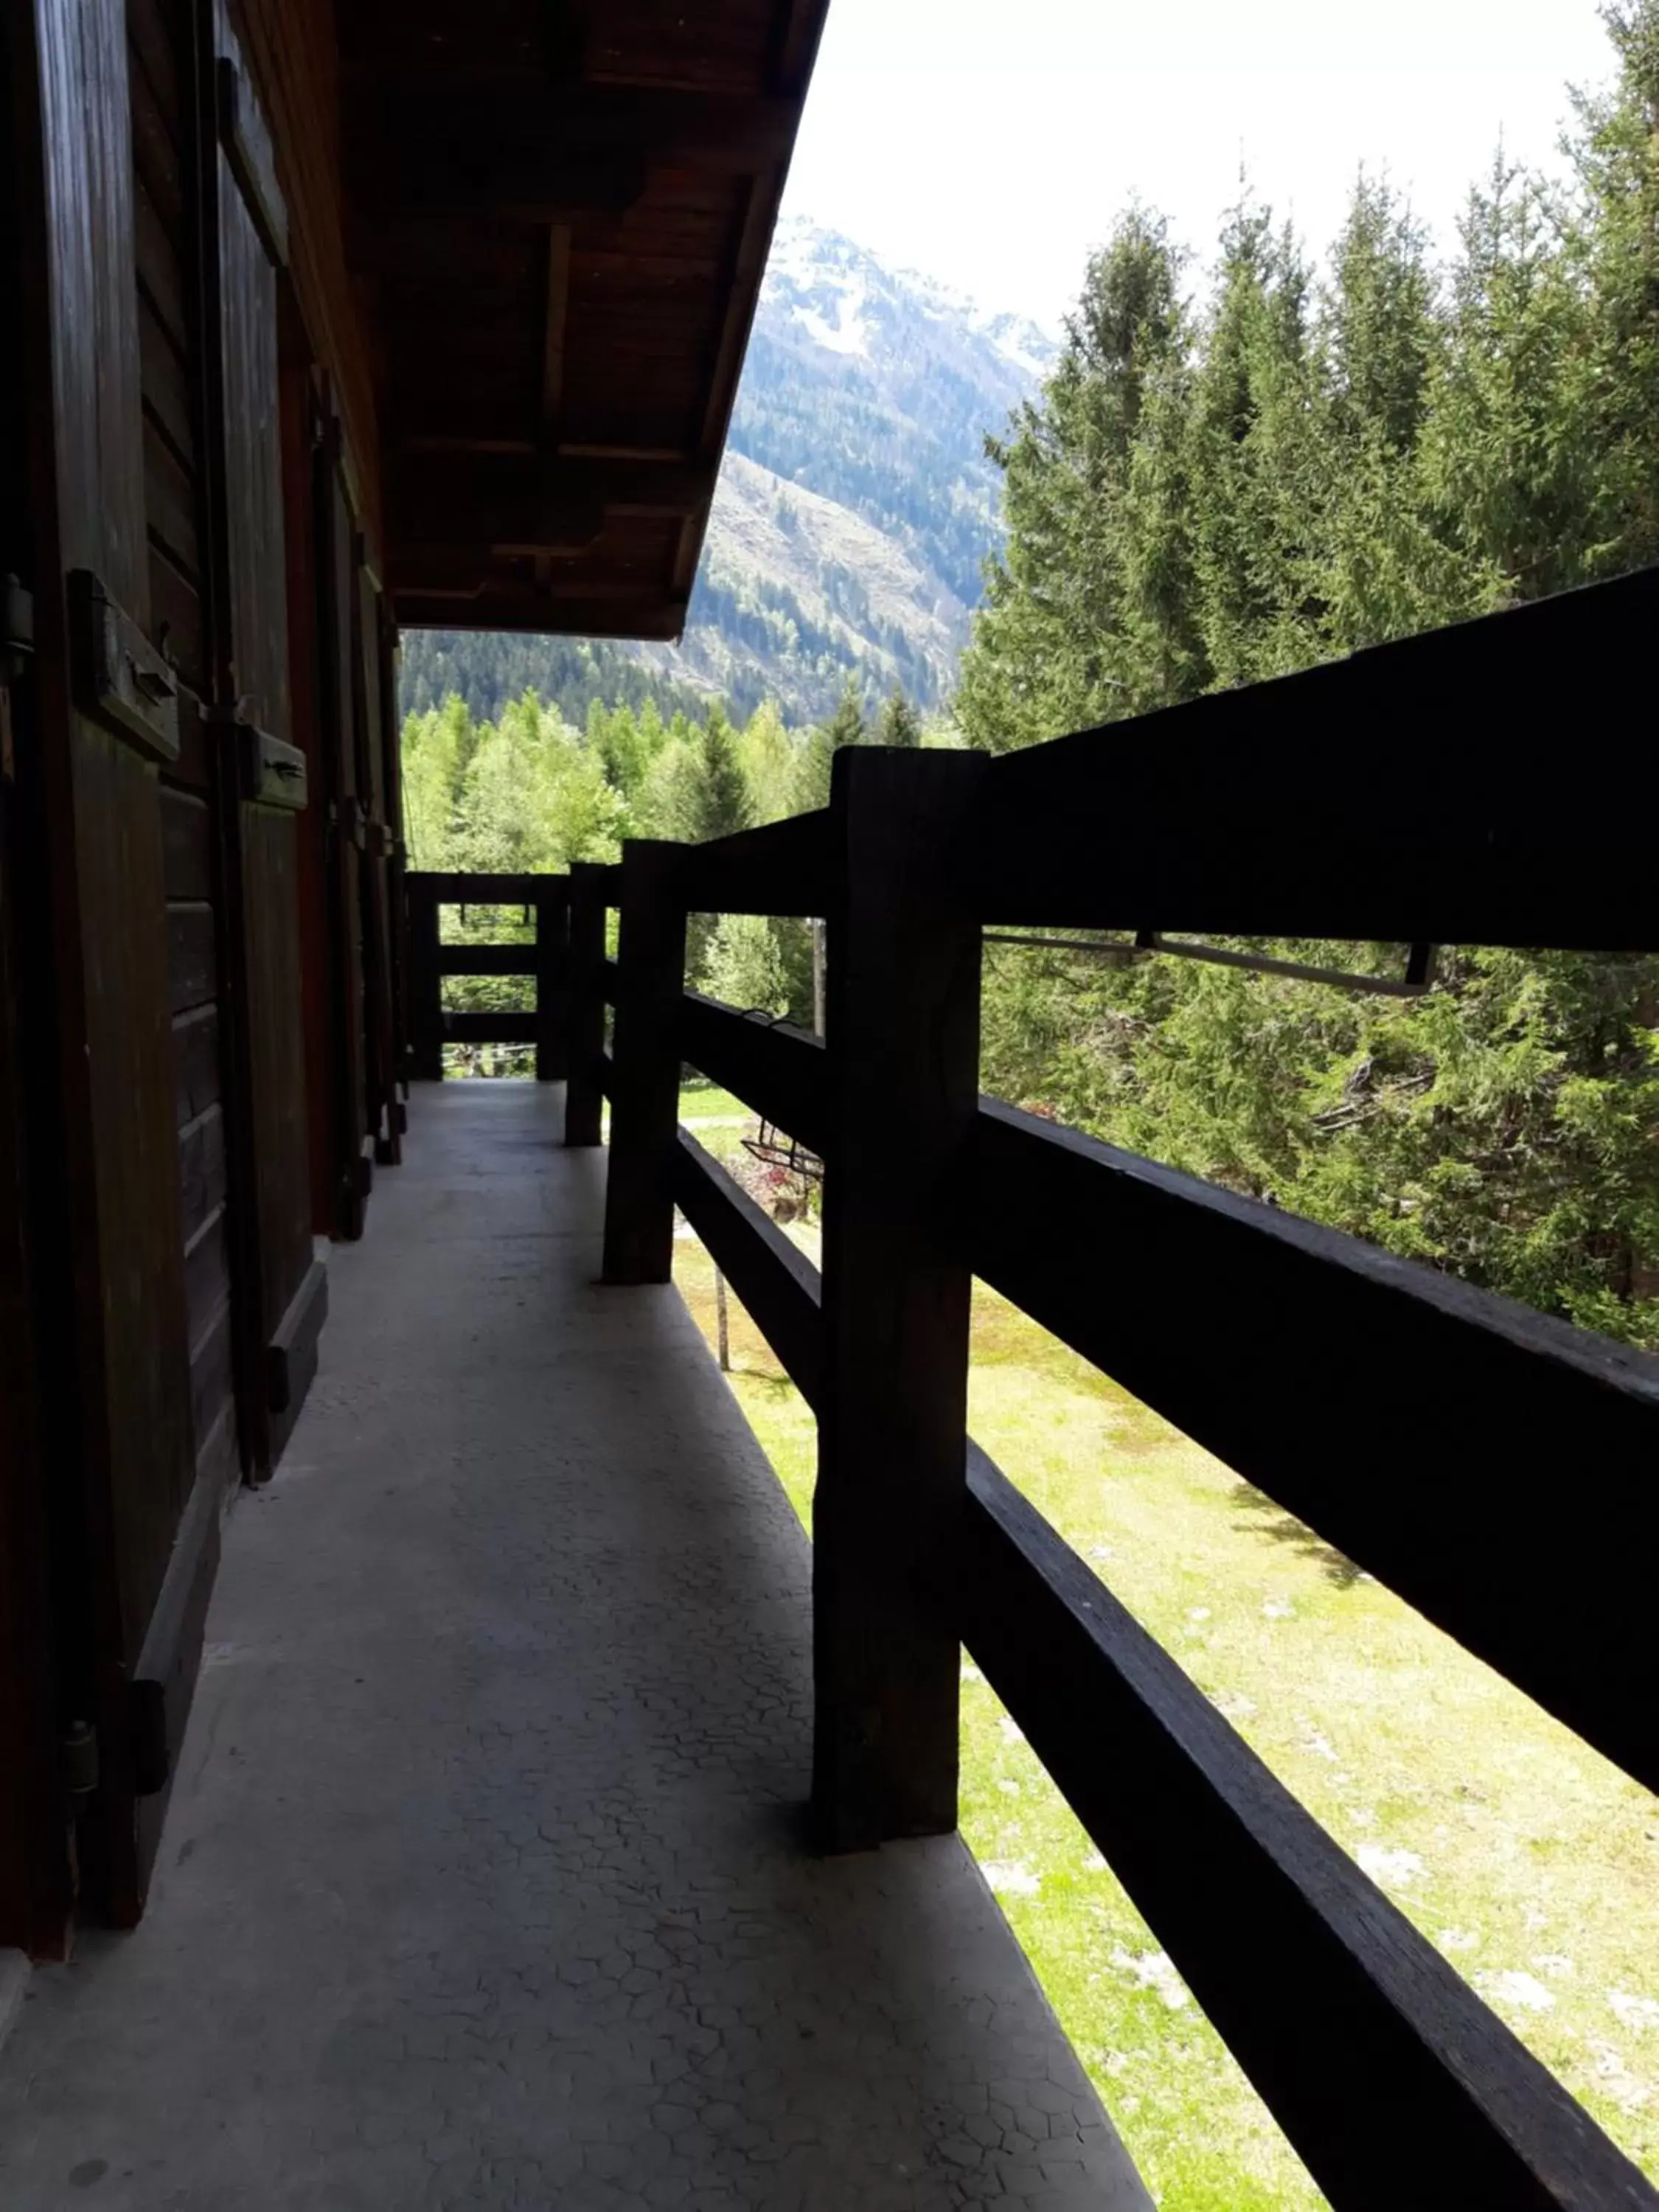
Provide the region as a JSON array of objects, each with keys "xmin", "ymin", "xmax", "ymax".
[{"xmin": 63, "ymin": 1719, "xmax": 99, "ymax": 1795}]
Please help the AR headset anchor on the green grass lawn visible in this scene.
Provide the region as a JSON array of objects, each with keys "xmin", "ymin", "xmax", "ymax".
[
  {"xmin": 678, "ymin": 1081, "xmax": 751, "ymax": 1124},
  {"xmin": 671, "ymin": 1228, "xmax": 1659, "ymax": 2209}
]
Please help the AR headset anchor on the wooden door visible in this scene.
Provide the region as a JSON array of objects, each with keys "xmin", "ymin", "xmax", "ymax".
[
  {"xmin": 20, "ymin": 0, "xmax": 206, "ymax": 1926},
  {"xmin": 381, "ymin": 614, "xmax": 410, "ymax": 1120},
  {"xmin": 313, "ymin": 418, "xmax": 372, "ymax": 1234},
  {"xmin": 0, "ymin": 5, "xmax": 74, "ymax": 1955},
  {"xmin": 206, "ymin": 11, "xmax": 323, "ymax": 1469},
  {"xmin": 355, "ymin": 561, "xmax": 400, "ymax": 1166}
]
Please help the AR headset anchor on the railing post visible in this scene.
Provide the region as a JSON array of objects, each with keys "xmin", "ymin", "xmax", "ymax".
[
  {"xmin": 406, "ymin": 875, "xmax": 442, "ymax": 1082},
  {"xmin": 534, "ymin": 879, "xmax": 571, "ymax": 1082},
  {"xmin": 565, "ymin": 862, "xmax": 608, "ymax": 1147},
  {"xmin": 813, "ymin": 746, "xmax": 989, "ymax": 1850},
  {"xmin": 602, "ymin": 841, "xmax": 686, "ymax": 1284}
]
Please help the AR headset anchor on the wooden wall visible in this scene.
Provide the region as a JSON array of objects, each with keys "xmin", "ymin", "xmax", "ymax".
[{"xmin": 0, "ymin": 0, "xmax": 388, "ymax": 1944}]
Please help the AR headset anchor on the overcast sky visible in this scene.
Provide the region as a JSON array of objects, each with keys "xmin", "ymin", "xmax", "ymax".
[{"xmin": 781, "ymin": 0, "xmax": 1618, "ymax": 327}]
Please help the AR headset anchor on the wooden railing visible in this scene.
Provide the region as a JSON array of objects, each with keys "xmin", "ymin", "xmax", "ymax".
[
  {"xmin": 404, "ymin": 871, "xmax": 571, "ymax": 1080},
  {"xmin": 425, "ymin": 569, "xmax": 1659, "ymax": 2211}
]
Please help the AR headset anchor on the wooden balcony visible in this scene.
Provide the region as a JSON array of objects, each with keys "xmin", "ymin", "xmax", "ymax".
[
  {"xmin": 379, "ymin": 573, "xmax": 1659, "ymax": 2212},
  {"xmin": 1, "ymin": 523, "xmax": 1655, "ymax": 2203}
]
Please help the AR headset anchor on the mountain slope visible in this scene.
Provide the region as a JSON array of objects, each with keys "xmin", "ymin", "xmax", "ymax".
[{"xmin": 403, "ymin": 220, "xmax": 1057, "ymax": 728}]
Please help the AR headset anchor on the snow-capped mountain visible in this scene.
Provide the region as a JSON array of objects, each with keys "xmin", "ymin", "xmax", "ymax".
[{"xmin": 640, "ymin": 218, "xmax": 1060, "ymax": 721}]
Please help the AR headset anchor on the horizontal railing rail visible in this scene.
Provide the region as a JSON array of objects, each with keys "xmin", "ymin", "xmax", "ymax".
[
  {"xmin": 678, "ymin": 992, "xmax": 830, "ymax": 1160},
  {"xmin": 422, "ymin": 566, "xmax": 1659, "ymax": 2211},
  {"xmin": 672, "ymin": 1130, "xmax": 822, "ymax": 1406},
  {"xmin": 959, "ymin": 1446, "xmax": 1649, "ymax": 2212},
  {"xmin": 406, "ymin": 869, "xmax": 561, "ymax": 906},
  {"xmin": 677, "ymin": 809, "xmax": 832, "ymax": 918},
  {"xmin": 960, "ymin": 565, "xmax": 1659, "ymax": 947},
  {"xmin": 966, "ymin": 1098, "xmax": 1659, "ymax": 1792}
]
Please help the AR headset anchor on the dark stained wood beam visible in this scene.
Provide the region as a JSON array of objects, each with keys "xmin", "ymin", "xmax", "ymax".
[
  {"xmin": 676, "ymin": 812, "xmax": 834, "ymax": 919},
  {"xmin": 964, "ymin": 565, "xmax": 1659, "ymax": 950},
  {"xmin": 391, "ymin": 455, "xmax": 718, "ymax": 554},
  {"xmin": 394, "ymin": 591, "xmax": 685, "ymax": 641},
  {"xmin": 770, "ymin": 0, "xmax": 833, "ymax": 94},
  {"xmin": 965, "ymin": 1095, "xmax": 1659, "ymax": 1791},
  {"xmin": 672, "ymin": 1130, "xmax": 823, "ymax": 1406},
  {"xmin": 960, "ymin": 1447, "xmax": 1658, "ymax": 2212},
  {"xmin": 678, "ymin": 993, "xmax": 829, "ymax": 1147},
  {"xmin": 697, "ymin": 174, "xmax": 779, "ymax": 459}
]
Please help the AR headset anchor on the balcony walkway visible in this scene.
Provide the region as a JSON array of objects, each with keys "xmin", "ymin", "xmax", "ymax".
[{"xmin": 0, "ymin": 1082, "xmax": 1147, "ymax": 2212}]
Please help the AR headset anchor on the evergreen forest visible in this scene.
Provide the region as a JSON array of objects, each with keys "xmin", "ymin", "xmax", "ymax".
[{"xmin": 403, "ymin": 1, "xmax": 1659, "ymax": 1351}]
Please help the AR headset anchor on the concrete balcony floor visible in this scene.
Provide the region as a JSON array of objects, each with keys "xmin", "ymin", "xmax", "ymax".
[{"xmin": 0, "ymin": 1082, "xmax": 1148, "ymax": 2212}]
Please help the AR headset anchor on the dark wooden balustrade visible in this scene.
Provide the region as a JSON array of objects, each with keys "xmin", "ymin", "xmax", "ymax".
[
  {"xmin": 400, "ymin": 566, "xmax": 1659, "ymax": 2212},
  {"xmin": 404, "ymin": 871, "xmax": 572, "ymax": 1080}
]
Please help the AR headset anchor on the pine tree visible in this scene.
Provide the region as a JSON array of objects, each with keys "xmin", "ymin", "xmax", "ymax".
[
  {"xmin": 1565, "ymin": 0, "xmax": 1659, "ymax": 573},
  {"xmin": 1422, "ymin": 153, "xmax": 1604, "ymax": 599},
  {"xmin": 876, "ymin": 689, "xmax": 922, "ymax": 748},
  {"xmin": 637, "ymin": 696, "xmax": 667, "ymax": 762},
  {"xmin": 1184, "ymin": 194, "xmax": 1323, "ymax": 686},
  {"xmin": 685, "ymin": 702, "xmax": 754, "ymax": 844},
  {"xmin": 956, "ymin": 209, "xmax": 1198, "ymax": 752},
  {"xmin": 739, "ymin": 700, "xmax": 798, "ymax": 822},
  {"xmin": 792, "ymin": 674, "xmax": 866, "ymax": 812},
  {"xmin": 1313, "ymin": 174, "xmax": 1489, "ymax": 650}
]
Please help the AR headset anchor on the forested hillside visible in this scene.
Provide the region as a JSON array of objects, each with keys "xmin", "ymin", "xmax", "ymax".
[
  {"xmin": 403, "ymin": 2, "xmax": 1659, "ymax": 1348},
  {"xmin": 401, "ymin": 219, "xmax": 1054, "ymax": 726}
]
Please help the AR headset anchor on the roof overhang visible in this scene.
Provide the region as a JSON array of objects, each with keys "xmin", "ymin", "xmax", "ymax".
[{"xmin": 342, "ymin": 1, "xmax": 830, "ymax": 640}]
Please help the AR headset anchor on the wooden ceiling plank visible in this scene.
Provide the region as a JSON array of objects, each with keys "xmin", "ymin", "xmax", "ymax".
[
  {"xmin": 374, "ymin": 0, "xmax": 833, "ymax": 641},
  {"xmin": 543, "ymin": 223, "xmax": 572, "ymax": 428}
]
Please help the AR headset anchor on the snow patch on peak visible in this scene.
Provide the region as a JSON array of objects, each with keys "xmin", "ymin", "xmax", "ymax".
[
  {"xmin": 974, "ymin": 309, "xmax": 1059, "ymax": 380},
  {"xmin": 790, "ymin": 276, "xmax": 869, "ymax": 358}
]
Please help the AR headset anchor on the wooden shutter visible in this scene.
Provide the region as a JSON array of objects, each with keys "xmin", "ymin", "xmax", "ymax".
[
  {"xmin": 29, "ymin": 0, "xmax": 199, "ymax": 1925},
  {"xmin": 355, "ymin": 561, "xmax": 400, "ymax": 1165},
  {"xmin": 315, "ymin": 424, "xmax": 371, "ymax": 1233},
  {"xmin": 209, "ymin": 13, "xmax": 323, "ymax": 1470}
]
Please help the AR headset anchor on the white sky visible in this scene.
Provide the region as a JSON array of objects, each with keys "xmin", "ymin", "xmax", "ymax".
[{"xmin": 781, "ymin": 0, "xmax": 1618, "ymax": 328}]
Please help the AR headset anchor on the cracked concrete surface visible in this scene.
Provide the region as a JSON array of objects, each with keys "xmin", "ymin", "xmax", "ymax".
[{"xmin": 0, "ymin": 1082, "xmax": 1150, "ymax": 2211}]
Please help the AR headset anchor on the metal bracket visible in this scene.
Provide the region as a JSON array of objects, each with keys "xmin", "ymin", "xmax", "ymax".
[
  {"xmin": 240, "ymin": 723, "xmax": 307, "ymax": 811},
  {"xmin": 66, "ymin": 571, "xmax": 179, "ymax": 762}
]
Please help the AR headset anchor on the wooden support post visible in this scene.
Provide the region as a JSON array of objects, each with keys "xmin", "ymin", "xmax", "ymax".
[
  {"xmin": 407, "ymin": 877, "xmax": 442, "ymax": 1081},
  {"xmin": 565, "ymin": 861, "xmax": 608, "ymax": 1146},
  {"xmin": 602, "ymin": 842, "xmax": 686, "ymax": 1283},
  {"xmin": 813, "ymin": 747, "xmax": 988, "ymax": 1851},
  {"xmin": 535, "ymin": 880, "xmax": 571, "ymax": 1082}
]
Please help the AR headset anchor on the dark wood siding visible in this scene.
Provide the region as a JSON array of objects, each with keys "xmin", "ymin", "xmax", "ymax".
[
  {"xmin": 355, "ymin": 564, "xmax": 397, "ymax": 1161},
  {"xmin": 217, "ymin": 113, "xmax": 288, "ymax": 734},
  {"xmin": 242, "ymin": 808, "xmax": 313, "ymax": 1340},
  {"xmin": 319, "ymin": 445, "xmax": 369, "ymax": 1230},
  {"xmin": 31, "ymin": 0, "xmax": 201, "ymax": 1926}
]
